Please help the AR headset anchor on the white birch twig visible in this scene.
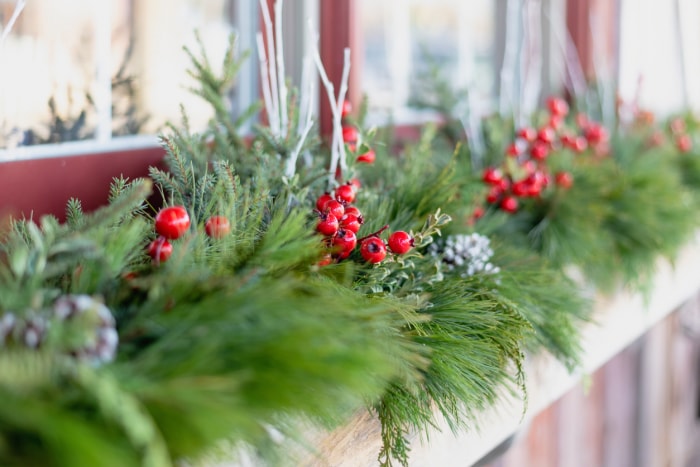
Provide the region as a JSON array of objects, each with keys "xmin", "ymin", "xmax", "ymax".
[
  {"xmin": 256, "ymin": 32, "xmax": 279, "ymax": 134},
  {"xmin": 298, "ymin": 55, "xmax": 315, "ymax": 168},
  {"xmin": 259, "ymin": 0, "xmax": 281, "ymax": 136},
  {"xmin": 285, "ymin": 53, "xmax": 316, "ymax": 178},
  {"xmin": 285, "ymin": 112, "xmax": 314, "ymax": 178},
  {"xmin": 310, "ymin": 23, "xmax": 340, "ymax": 184},
  {"xmin": 334, "ymin": 48, "xmax": 351, "ymax": 175},
  {"xmin": 499, "ymin": 0, "xmax": 519, "ymax": 119},
  {"xmin": 543, "ymin": 9, "xmax": 587, "ymax": 105},
  {"xmin": 522, "ymin": 0, "xmax": 543, "ymax": 118},
  {"xmin": 0, "ymin": 0, "xmax": 26, "ymax": 49},
  {"xmin": 274, "ymin": 0, "xmax": 289, "ymax": 133}
]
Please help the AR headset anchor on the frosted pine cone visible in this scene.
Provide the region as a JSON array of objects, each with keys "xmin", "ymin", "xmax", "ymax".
[
  {"xmin": 0, "ymin": 311, "xmax": 48, "ymax": 349},
  {"xmin": 52, "ymin": 295, "xmax": 118, "ymax": 365},
  {"xmin": 428, "ymin": 233, "xmax": 500, "ymax": 277},
  {"xmin": 1, "ymin": 296, "xmax": 118, "ymax": 365},
  {"xmin": 0, "ymin": 312, "xmax": 17, "ymax": 346}
]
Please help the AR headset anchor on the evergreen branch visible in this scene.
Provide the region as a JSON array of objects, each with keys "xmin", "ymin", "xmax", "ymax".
[
  {"xmin": 65, "ymin": 199, "xmax": 85, "ymax": 229},
  {"xmin": 72, "ymin": 365, "xmax": 172, "ymax": 467}
]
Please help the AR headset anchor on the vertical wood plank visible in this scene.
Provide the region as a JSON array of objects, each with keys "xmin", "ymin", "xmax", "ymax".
[
  {"xmin": 557, "ymin": 368, "xmax": 605, "ymax": 467},
  {"xmin": 668, "ymin": 295, "xmax": 700, "ymax": 466},
  {"xmin": 636, "ymin": 315, "xmax": 672, "ymax": 467},
  {"xmin": 526, "ymin": 405, "xmax": 559, "ymax": 467},
  {"xmin": 602, "ymin": 341, "xmax": 642, "ymax": 467}
]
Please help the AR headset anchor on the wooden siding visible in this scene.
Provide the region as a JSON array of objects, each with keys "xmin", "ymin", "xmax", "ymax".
[{"xmin": 479, "ymin": 293, "xmax": 700, "ymax": 467}]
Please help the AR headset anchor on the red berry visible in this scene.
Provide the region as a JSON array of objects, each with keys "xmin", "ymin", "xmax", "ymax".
[
  {"xmin": 486, "ymin": 186, "xmax": 503, "ymax": 204},
  {"xmin": 148, "ymin": 237, "xmax": 173, "ymax": 263},
  {"xmin": 548, "ymin": 114, "xmax": 563, "ymax": 130},
  {"xmin": 546, "ymin": 97, "xmax": 569, "ymax": 117},
  {"xmin": 341, "ymin": 100, "xmax": 353, "ymax": 119},
  {"xmin": 576, "ymin": 113, "xmax": 589, "ymax": 129},
  {"xmin": 482, "ymin": 167, "xmax": 503, "ymax": 185},
  {"xmin": 335, "ymin": 184, "xmax": 356, "ymax": 204},
  {"xmin": 511, "ymin": 180, "xmax": 530, "ymax": 197},
  {"xmin": 360, "ymin": 237, "xmax": 387, "ymax": 263},
  {"xmin": 648, "ymin": 131, "xmax": 665, "ymax": 147},
  {"xmin": 323, "ymin": 199, "xmax": 345, "ymax": 219},
  {"xmin": 521, "ymin": 160, "xmax": 537, "ymax": 174},
  {"xmin": 316, "ymin": 192, "xmax": 333, "ymax": 211},
  {"xmin": 342, "ymin": 125, "xmax": 359, "ymax": 143},
  {"xmin": 584, "ymin": 123, "xmax": 608, "ymax": 145},
  {"xmin": 332, "ymin": 229, "xmax": 357, "ymax": 259},
  {"xmin": 339, "ymin": 213, "xmax": 363, "ymax": 233},
  {"xmin": 554, "ymin": 171, "xmax": 574, "ymax": 189},
  {"xmin": 205, "ymin": 216, "xmax": 231, "ymax": 238},
  {"xmin": 388, "ymin": 231, "xmax": 413, "ymax": 254},
  {"xmin": 670, "ymin": 118, "xmax": 686, "ymax": 135},
  {"xmin": 530, "ymin": 141, "xmax": 549, "ymax": 160},
  {"xmin": 318, "ymin": 253, "xmax": 333, "ymax": 267},
  {"xmin": 537, "ymin": 127, "xmax": 556, "ymax": 145},
  {"xmin": 357, "ymin": 148, "xmax": 376, "ymax": 164},
  {"xmin": 316, "ymin": 213, "xmax": 339, "ymax": 236},
  {"xmin": 517, "ymin": 127, "xmax": 537, "ymax": 142},
  {"xmin": 573, "ymin": 136, "xmax": 588, "ymax": 153},
  {"xmin": 349, "ymin": 178, "xmax": 362, "ymax": 191},
  {"xmin": 500, "ymin": 196, "xmax": 519, "ymax": 213},
  {"xmin": 676, "ymin": 134, "xmax": 692, "ymax": 153},
  {"xmin": 525, "ymin": 172, "xmax": 546, "ymax": 196},
  {"xmin": 344, "ymin": 205, "xmax": 362, "ymax": 218},
  {"xmin": 497, "ymin": 178, "xmax": 511, "ymax": 191},
  {"xmin": 506, "ymin": 142, "xmax": 522, "ymax": 157},
  {"xmin": 471, "ymin": 206, "xmax": 485, "ymax": 221},
  {"xmin": 561, "ymin": 132, "xmax": 575, "ymax": 148},
  {"xmin": 155, "ymin": 206, "xmax": 190, "ymax": 240}
]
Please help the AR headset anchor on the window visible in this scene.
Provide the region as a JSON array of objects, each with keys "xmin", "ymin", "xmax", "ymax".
[
  {"xmin": 358, "ymin": 0, "xmax": 497, "ymax": 124},
  {"xmin": 618, "ymin": 0, "xmax": 700, "ymax": 113},
  {"xmin": 0, "ymin": 0, "xmax": 261, "ymax": 158}
]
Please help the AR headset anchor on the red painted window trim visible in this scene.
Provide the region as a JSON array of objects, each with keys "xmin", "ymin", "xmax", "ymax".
[
  {"xmin": 318, "ymin": 0, "xmax": 362, "ymax": 136},
  {"xmin": 1, "ymin": 1, "xmax": 612, "ymax": 221},
  {"xmin": 566, "ymin": 0, "xmax": 619, "ymax": 81},
  {"xmin": 0, "ymin": 146, "xmax": 165, "ymax": 222}
]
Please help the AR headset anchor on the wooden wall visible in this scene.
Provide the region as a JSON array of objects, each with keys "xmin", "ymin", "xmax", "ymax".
[{"xmin": 479, "ymin": 292, "xmax": 700, "ymax": 467}]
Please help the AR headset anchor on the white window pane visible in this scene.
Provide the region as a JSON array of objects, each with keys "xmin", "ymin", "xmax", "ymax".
[
  {"xmin": 618, "ymin": 0, "xmax": 688, "ymax": 114},
  {"xmin": 130, "ymin": 0, "xmax": 236, "ymax": 134},
  {"xmin": 0, "ymin": 0, "xmax": 99, "ymax": 148},
  {"xmin": 359, "ymin": 0, "xmax": 496, "ymax": 122}
]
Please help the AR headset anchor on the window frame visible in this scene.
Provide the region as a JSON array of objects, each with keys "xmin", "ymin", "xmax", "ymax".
[{"xmin": 0, "ymin": 0, "xmax": 603, "ymax": 220}]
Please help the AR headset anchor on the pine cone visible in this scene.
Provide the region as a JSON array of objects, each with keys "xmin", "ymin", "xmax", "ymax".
[
  {"xmin": 428, "ymin": 233, "xmax": 500, "ymax": 278},
  {"xmin": 52, "ymin": 295, "xmax": 118, "ymax": 365},
  {"xmin": 0, "ymin": 312, "xmax": 17, "ymax": 346}
]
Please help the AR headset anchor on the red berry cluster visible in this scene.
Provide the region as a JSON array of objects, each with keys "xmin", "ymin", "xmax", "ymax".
[
  {"xmin": 314, "ymin": 181, "xmax": 413, "ymax": 265},
  {"xmin": 477, "ymin": 97, "xmax": 608, "ymax": 216},
  {"xmin": 340, "ymin": 100, "xmax": 376, "ymax": 164},
  {"xmin": 147, "ymin": 206, "xmax": 231, "ymax": 264},
  {"xmin": 632, "ymin": 110, "xmax": 693, "ymax": 153},
  {"xmin": 669, "ymin": 117, "xmax": 693, "ymax": 153}
]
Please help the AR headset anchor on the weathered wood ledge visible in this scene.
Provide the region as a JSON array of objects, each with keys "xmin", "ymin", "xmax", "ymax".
[{"xmin": 299, "ymin": 232, "xmax": 700, "ymax": 466}]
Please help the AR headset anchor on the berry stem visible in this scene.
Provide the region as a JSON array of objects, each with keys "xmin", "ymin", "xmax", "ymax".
[{"xmin": 358, "ymin": 224, "xmax": 389, "ymax": 242}]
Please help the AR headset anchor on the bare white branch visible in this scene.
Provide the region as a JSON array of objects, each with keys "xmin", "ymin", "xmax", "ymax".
[
  {"xmin": 543, "ymin": 9, "xmax": 587, "ymax": 105},
  {"xmin": 0, "ymin": 0, "xmax": 26, "ymax": 48},
  {"xmin": 274, "ymin": 0, "xmax": 289, "ymax": 134},
  {"xmin": 335, "ymin": 48, "xmax": 351, "ymax": 175},
  {"xmin": 285, "ymin": 114, "xmax": 314, "ymax": 178},
  {"xmin": 310, "ymin": 28, "xmax": 341, "ymax": 183},
  {"xmin": 256, "ymin": 32, "xmax": 280, "ymax": 134},
  {"xmin": 259, "ymin": 0, "xmax": 281, "ymax": 136},
  {"xmin": 499, "ymin": 0, "xmax": 520, "ymax": 118}
]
